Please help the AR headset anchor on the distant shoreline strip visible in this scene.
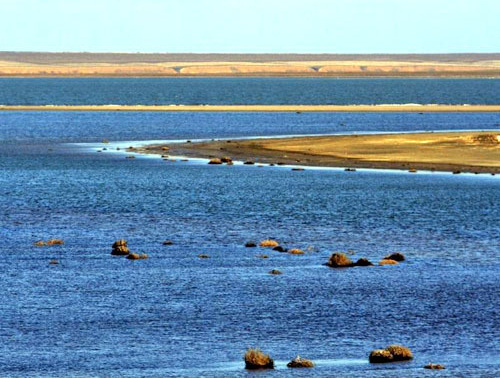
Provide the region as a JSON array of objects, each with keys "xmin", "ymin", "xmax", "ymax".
[{"xmin": 0, "ymin": 105, "xmax": 499, "ymax": 112}]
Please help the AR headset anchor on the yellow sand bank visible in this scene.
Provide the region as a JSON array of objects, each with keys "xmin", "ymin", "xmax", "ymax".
[{"xmin": 1, "ymin": 105, "xmax": 499, "ymax": 112}]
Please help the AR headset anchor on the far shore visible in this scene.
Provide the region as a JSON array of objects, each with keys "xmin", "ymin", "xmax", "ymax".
[
  {"xmin": 1, "ymin": 104, "xmax": 500, "ymax": 112},
  {"xmin": 137, "ymin": 131, "xmax": 500, "ymax": 174}
]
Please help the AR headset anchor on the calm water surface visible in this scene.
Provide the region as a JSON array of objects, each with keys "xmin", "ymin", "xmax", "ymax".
[
  {"xmin": 0, "ymin": 111, "xmax": 499, "ymax": 377},
  {"xmin": 0, "ymin": 77, "xmax": 499, "ymax": 105}
]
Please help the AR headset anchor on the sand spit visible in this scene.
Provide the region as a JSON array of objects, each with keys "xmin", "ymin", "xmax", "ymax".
[
  {"xmin": 141, "ymin": 131, "xmax": 500, "ymax": 174},
  {"xmin": 1, "ymin": 104, "xmax": 499, "ymax": 112}
]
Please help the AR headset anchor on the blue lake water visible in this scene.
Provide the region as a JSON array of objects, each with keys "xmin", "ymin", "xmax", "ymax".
[
  {"xmin": 1, "ymin": 110, "xmax": 499, "ymax": 377},
  {"xmin": 0, "ymin": 77, "xmax": 499, "ymax": 105}
]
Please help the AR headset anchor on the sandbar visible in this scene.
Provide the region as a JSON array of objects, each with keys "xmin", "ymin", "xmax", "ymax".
[
  {"xmin": 140, "ymin": 131, "xmax": 500, "ymax": 173},
  {"xmin": 1, "ymin": 105, "xmax": 499, "ymax": 112}
]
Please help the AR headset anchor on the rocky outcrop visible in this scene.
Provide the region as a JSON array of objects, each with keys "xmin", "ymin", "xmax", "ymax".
[
  {"xmin": 111, "ymin": 240, "xmax": 130, "ymax": 256},
  {"xmin": 244, "ymin": 348, "xmax": 274, "ymax": 370},
  {"xmin": 208, "ymin": 158, "xmax": 222, "ymax": 164}
]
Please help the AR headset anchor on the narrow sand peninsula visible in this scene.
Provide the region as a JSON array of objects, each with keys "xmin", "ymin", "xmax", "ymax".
[
  {"xmin": 141, "ymin": 131, "xmax": 500, "ymax": 173},
  {"xmin": 1, "ymin": 105, "xmax": 500, "ymax": 112}
]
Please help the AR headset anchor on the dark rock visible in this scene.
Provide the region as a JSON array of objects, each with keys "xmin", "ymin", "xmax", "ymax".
[
  {"xmin": 355, "ymin": 258, "xmax": 373, "ymax": 266},
  {"xmin": 162, "ymin": 240, "xmax": 174, "ymax": 245},
  {"xmin": 384, "ymin": 252, "xmax": 405, "ymax": 261},
  {"xmin": 269, "ymin": 269, "xmax": 282, "ymax": 275},
  {"xmin": 245, "ymin": 242, "xmax": 257, "ymax": 248},
  {"xmin": 244, "ymin": 161, "xmax": 255, "ymax": 165},
  {"xmin": 273, "ymin": 246, "xmax": 287, "ymax": 252}
]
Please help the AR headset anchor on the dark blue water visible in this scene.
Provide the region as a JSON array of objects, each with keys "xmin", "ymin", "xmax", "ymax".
[
  {"xmin": 0, "ymin": 77, "xmax": 499, "ymax": 105},
  {"xmin": 1, "ymin": 111, "xmax": 499, "ymax": 377}
]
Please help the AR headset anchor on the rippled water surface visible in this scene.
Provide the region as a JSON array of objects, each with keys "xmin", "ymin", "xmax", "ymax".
[
  {"xmin": 0, "ymin": 77, "xmax": 499, "ymax": 105},
  {"xmin": 0, "ymin": 111, "xmax": 499, "ymax": 377}
]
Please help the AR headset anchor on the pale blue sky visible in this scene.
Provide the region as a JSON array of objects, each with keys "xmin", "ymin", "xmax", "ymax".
[{"xmin": 0, "ymin": 0, "xmax": 498, "ymax": 53}]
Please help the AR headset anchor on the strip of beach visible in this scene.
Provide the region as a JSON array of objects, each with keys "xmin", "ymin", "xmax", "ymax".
[
  {"xmin": 139, "ymin": 131, "xmax": 500, "ymax": 174},
  {"xmin": 1, "ymin": 104, "xmax": 500, "ymax": 112}
]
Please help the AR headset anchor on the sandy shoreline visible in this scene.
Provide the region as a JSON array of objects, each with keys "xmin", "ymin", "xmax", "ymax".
[
  {"xmin": 1, "ymin": 104, "xmax": 500, "ymax": 112},
  {"xmin": 137, "ymin": 131, "xmax": 500, "ymax": 174}
]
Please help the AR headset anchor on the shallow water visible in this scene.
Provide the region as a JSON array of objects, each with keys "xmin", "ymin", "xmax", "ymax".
[
  {"xmin": 0, "ymin": 111, "xmax": 499, "ymax": 377},
  {"xmin": 0, "ymin": 77, "xmax": 499, "ymax": 105}
]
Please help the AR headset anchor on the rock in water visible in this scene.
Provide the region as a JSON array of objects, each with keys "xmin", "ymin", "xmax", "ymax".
[
  {"xmin": 111, "ymin": 239, "xmax": 130, "ymax": 256},
  {"xmin": 355, "ymin": 258, "xmax": 374, "ymax": 266},
  {"xmin": 386, "ymin": 345, "xmax": 413, "ymax": 361},
  {"xmin": 287, "ymin": 355, "xmax": 314, "ymax": 368},
  {"xmin": 384, "ymin": 252, "xmax": 405, "ymax": 261},
  {"xmin": 424, "ymin": 363, "xmax": 445, "ymax": 369},
  {"xmin": 327, "ymin": 252, "xmax": 354, "ymax": 267},
  {"xmin": 244, "ymin": 348, "xmax": 274, "ymax": 370},
  {"xmin": 369, "ymin": 349, "xmax": 394, "ymax": 363}
]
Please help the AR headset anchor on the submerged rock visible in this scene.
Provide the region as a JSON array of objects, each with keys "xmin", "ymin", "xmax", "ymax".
[
  {"xmin": 198, "ymin": 254, "xmax": 210, "ymax": 258},
  {"xmin": 47, "ymin": 239, "xmax": 64, "ymax": 245},
  {"xmin": 127, "ymin": 252, "xmax": 140, "ymax": 260},
  {"xmin": 244, "ymin": 348, "xmax": 274, "ymax": 370},
  {"xmin": 379, "ymin": 259, "xmax": 398, "ymax": 266},
  {"xmin": 34, "ymin": 240, "xmax": 46, "ymax": 246},
  {"xmin": 49, "ymin": 259, "xmax": 59, "ymax": 265},
  {"xmin": 162, "ymin": 240, "xmax": 174, "ymax": 245},
  {"xmin": 220, "ymin": 156, "xmax": 233, "ymax": 163},
  {"xmin": 244, "ymin": 161, "xmax": 255, "ymax": 165},
  {"xmin": 245, "ymin": 241, "xmax": 257, "ymax": 248},
  {"xmin": 424, "ymin": 363, "xmax": 445, "ymax": 370},
  {"xmin": 269, "ymin": 269, "xmax": 282, "ymax": 275},
  {"xmin": 327, "ymin": 252, "xmax": 354, "ymax": 268},
  {"xmin": 272, "ymin": 246, "xmax": 287, "ymax": 252},
  {"xmin": 289, "ymin": 248, "xmax": 305, "ymax": 255},
  {"xmin": 287, "ymin": 355, "xmax": 314, "ymax": 368}
]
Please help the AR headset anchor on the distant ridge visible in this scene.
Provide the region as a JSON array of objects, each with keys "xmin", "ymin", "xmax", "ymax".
[
  {"xmin": 1, "ymin": 52, "xmax": 499, "ymax": 64},
  {"xmin": 1, "ymin": 52, "xmax": 498, "ymax": 77}
]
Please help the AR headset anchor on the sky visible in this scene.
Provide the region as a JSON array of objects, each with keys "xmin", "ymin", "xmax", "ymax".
[{"xmin": 0, "ymin": 0, "xmax": 498, "ymax": 53}]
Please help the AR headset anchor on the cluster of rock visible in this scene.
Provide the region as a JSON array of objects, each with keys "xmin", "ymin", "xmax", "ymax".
[
  {"xmin": 326, "ymin": 251, "xmax": 406, "ymax": 268},
  {"xmin": 369, "ymin": 345, "xmax": 413, "ymax": 363},
  {"xmin": 111, "ymin": 240, "xmax": 148, "ymax": 260},
  {"xmin": 245, "ymin": 239, "xmax": 306, "ymax": 256}
]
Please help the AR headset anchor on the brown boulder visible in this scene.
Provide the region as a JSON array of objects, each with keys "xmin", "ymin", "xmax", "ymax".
[
  {"xmin": 386, "ymin": 345, "xmax": 413, "ymax": 361},
  {"xmin": 379, "ymin": 259, "xmax": 398, "ymax": 266},
  {"xmin": 208, "ymin": 158, "xmax": 222, "ymax": 165},
  {"xmin": 355, "ymin": 258, "xmax": 374, "ymax": 266},
  {"xmin": 127, "ymin": 253, "xmax": 140, "ymax": 260},
  {"xmin": 244, "ymin": 348, "xmax": 274, "ymax": 370},
  {"xmin": 327, "ymin": 252, "xmax": 354, "ymax": 267}
]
